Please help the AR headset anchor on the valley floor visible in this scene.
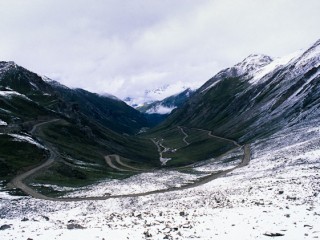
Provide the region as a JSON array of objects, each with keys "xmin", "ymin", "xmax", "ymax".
[{"xmin": 0, "ymin": 124, "xmax": 319, "ymax": 240}]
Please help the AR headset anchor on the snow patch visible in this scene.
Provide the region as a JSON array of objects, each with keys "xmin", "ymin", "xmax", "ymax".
[
  {"xmin": 0, "ymin": 119, "xmax": 7, "ymax": 126},
  {"xmin": 235, "ymin": 54, "xmax": 273, "ymax": 75},
  {"xmin": 8, "ymin": 133, "xmax": 46, "ymax": 149},
  {"xmin": 125, "ymin": 81, "xmax": 200, "ymax": 107},
  {"xmin": 250, "ymin": 51, "xmax": 302, "ymax": 85},
  {"xmin": 0, "ymin": 90, "xmax": 31, "ymax": 101}
]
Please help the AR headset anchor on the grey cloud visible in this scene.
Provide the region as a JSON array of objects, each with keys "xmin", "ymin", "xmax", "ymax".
[{"xmin": 0, "ymin": 0, "xmax": 319, "ymax": 99}]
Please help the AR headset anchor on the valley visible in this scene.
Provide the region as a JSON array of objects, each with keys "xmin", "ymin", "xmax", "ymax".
[{"xmin": 7, "ymin": 115, "xmax": 249, "ymax": 201}]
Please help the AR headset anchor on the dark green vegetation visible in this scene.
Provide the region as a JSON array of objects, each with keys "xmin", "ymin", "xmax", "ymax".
[
  {"xmin": 147, "ymin": 127, "xmax": 187, "ymax": 149},
  {"xmin": 145, "ymin": 126, "xmax": 237, "ymax": 167},
  {"xmin": 155, "ymin": 77, "xmax": 252, "ymax": 142},
  {"xmin": 0, "ymin": 62, "xmax": 153, "ymax": 134},
  {"xmin": 0, "ymin": 62, "xmax": 161, "ymax": 189},
  {"xmin": 0, "ymin": 134, "xmax": 47, "ymax": 181},
  {"xmin": 155, "ymin": 42, "xmax": 320, "ymax": 144},
  {"xmin": 27, "ymin": 118, "xmax": 159, "ymax": 187}
]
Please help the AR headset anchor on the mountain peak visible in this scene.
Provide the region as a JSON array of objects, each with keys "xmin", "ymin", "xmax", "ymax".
[
  {"xmin": 235, "ymin": 54, "xmax": 273, "ymax": 75},
  {"xmin": 0, "ymin": 61, "xmax": 18, "ymax": 73},
  {"xmin": 300, "ymin": 38, "xmax": 320, "ymax": 61},
  {"xmin": 289, "ymin": 39, "xmax": 320, "ymax": 77}
]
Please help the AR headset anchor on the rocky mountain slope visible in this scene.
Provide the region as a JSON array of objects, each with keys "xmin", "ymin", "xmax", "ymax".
[
  {"xmin": 0, "ymin": 62, "xmax": 151, "ymax": 135},
  {"xmin": 157, "ymin": 40, "xmax": 320, "ymax": 144}
]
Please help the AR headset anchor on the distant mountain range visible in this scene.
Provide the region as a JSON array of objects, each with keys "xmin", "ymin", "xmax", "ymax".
[
  {"xmin": 124, "ymin": 82, "xmax": 198, "ymax": 109},
  {"xmin": 137, "ymin": 88, "xmax": 194, "ymax": 114}
]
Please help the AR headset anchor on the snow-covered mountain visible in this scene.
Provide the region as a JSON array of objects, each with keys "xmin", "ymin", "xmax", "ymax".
[
  {"xmin": 1, "ymin": 40, "xmax": 320, "ymax": 240},
  {"xmin": 124, "ymin": 82, "xmax": 199, "ymax": 108},
  {"xmin": 0, "ymin": 62, "xmax": 152, "ymax": 134},
  {"xmin": 137, "ymin": 88, "xmax": 194, "ymax": 114},
  {"xmin": 160, "ymin": 39, "xmax": 320, "ymax": 144}
]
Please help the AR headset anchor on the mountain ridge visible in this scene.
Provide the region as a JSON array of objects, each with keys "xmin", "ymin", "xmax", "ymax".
[{"xmin": 155, "ymin": 39, "xmax": 320, "ymax": 144}]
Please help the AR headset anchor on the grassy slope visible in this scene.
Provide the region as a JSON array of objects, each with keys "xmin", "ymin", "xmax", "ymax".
[
  {"xmin": 0, "ymin": 135, "xmax": 47, "ymax": 181},
  {"xmin": 143, "ymin": 126, "xmax": 236, "ymax": 167}
]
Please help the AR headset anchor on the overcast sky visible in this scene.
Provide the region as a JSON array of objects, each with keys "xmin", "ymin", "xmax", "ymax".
[{"xmin": 0, "ymin": 0, "xmax": 319, "ymax": 99}]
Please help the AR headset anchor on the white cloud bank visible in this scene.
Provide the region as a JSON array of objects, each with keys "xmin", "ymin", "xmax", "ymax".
[{"xmin": 0, "ymin": 0, "xmax": 319, "ymax": 99}]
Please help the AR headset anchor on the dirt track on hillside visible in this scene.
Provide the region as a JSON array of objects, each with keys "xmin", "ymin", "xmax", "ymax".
[{"xmin": 9, "ymin": 122, "xmax": 251, "ymax": 202}]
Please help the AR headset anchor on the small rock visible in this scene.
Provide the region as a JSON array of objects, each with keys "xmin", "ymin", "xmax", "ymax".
[
  {"xmin": 278, "ymin": 190, "xmax": 284, "ymax": 195},
  {"xmin": 67, "ymin": 223, "xmax": 85, "ymax": 230},
  {"xmin": 263, "ymin": 232, "xmax": 285, "ymax": 237},
  {"xmin": 286, "ymin": 196, "xmax": 297, "ymax": 200},
  {"xmin": 143, "ymin": 230, "xmax": 152, "ymax": 237},
  {"xmin": 179, "ymin": 211, "xmax": 186, "ymax": 216},
  {"xmin": 21, "ymin": 217, "xmax": 29, "ymax": 222},
  {"xmin": 0, "ymin": 224, "xmax": 11, "ymax": 230}
]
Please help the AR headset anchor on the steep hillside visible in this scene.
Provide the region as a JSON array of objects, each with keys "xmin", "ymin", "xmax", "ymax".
[
  {"xmin": 0, "ymin": 63, "xmax": 159, "ymax": 188},
  {"xmin": 0, "ymin": 62, "xmax": 150, "ymax": 135},
  {"xmin": 156, "ymin": 40, "xmax": 320, "ymax": 143}
]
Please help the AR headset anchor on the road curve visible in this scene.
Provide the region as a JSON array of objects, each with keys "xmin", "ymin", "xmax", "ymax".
[
  {"xmin": 178, "ymin": 126, "xmax": 190, "ymax": 146},
  {"xmin": 191, "ymin": 127, "xmax": 240, "ymax": 147},
  {"xmin": 115, "ymin": 156, "xmax": 145, "ymax": 171},
  {"xmin": 105, "ymin": 155, "xmax": 129, "ymax": 171},
  {"xmin": 10, "ymin": 119, "xmax": 60, "ymax": 200},
  {"xmin": 59, "ymin": 144, "xmax": 251, "ymax": 201}
]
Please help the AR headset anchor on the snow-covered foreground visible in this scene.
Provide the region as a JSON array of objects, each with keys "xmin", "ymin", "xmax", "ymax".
[{"xmin": 0, "ymin": 124, "xmax": 319, "ymax": 240}]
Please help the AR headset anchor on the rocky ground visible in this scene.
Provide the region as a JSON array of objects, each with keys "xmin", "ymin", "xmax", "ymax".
[{"xmin": 0, "ymin": 123, "xmax": 319, "ymax": 240}]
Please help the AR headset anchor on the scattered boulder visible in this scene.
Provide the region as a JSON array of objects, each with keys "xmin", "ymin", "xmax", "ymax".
[
  {"xmin": 143, "ymin": 230, "xmax": 152, "ymax": 238},
  {"xmin": 179, "ymin": 211, "xmax": 186, "ymax": 216},
  {"xmin": 263, "ymin": 232, "xmax": 285, "ymax": 237},
  {"xmin": 0, "ymin": 224, "xmax": 11, "ymax": 230},
  {"xmin": 67, "ymin": 223, "xmax": 85, "ymax": 230}
]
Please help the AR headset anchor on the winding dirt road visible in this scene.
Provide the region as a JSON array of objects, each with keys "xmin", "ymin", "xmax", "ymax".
[
  {"xmin": 9, "ymin": 122, "xmax": 251, "ymax": 202},
  {"xmin": 105, "ymin": 155, "xmax": 144, "ymax": 171},
  {"xmin": 178, "ymin": 126, "xmax": 190, "ymax": 145},
  {"xmin": 10, "ymin": 119, "xmax": 60, "ymax": 200}
]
